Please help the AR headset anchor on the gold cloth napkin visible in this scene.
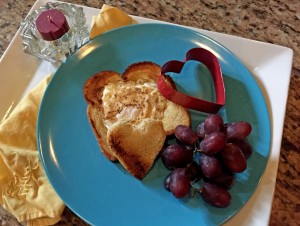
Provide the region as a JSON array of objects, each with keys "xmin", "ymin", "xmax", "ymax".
[
  {"xmin": 90, "ymin": 4, "xmax": 135, "ymax": 39},
  {"xmin": 0, "ymin": 4, "xmax": 135, "ymax": 226},
  {"xmin": 0, "ymin": 75, "xmax": 65, "ymax": 226}
]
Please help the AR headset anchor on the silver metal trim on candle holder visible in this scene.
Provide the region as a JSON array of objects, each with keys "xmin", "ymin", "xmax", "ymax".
[{"xmin": 20, "ymin": 2, "xmax": 90, "ymax": 63}]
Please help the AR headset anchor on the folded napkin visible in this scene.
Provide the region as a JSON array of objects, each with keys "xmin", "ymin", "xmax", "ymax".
[
  {"xmin": 0, "ymin": 4, "xmax": 135, "ymax": 226},
  {"xmin": 90, "ymin": 4, "xmax": 135, "ymax": 39},
  {"xmin": 0, "ymin": 75, "xmax": 65, "ymax": 226}
]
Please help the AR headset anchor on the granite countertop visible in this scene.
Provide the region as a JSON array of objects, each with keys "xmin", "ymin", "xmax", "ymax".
[{"xmin": 0, "ymin": 0, "xmax": 299, "ymax": 225}]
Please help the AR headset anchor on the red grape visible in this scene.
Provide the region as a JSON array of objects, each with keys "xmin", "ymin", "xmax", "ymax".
[
  {"xmin": 198, "ymin": 131, "xmax": 226, "ymax": 155},
  {"xmin": 161, "ymin": 144, "xmax": 194, "ymax": 170},
  {"xmin": 199, "ymin": 155, "xmax": 222, "ymax": 179},
  {"xmin": 170, "ymin": 168, "xmax": 191, "ymax": 198},
  {"xmin": 220, "ymin": 143, "xmax": 247, "ymax": 173},
  {"xmin": 232, "ymin": 139, "xmax": 253, "ymax": 159},
  {"xmin": 175, "ymin": 125, "xmax": 199, "ymax": 145},
  {"xmin": 201, "ymin": 182, "xmax": 231, "ymax": 208},
  {"xmin": 204, "ymin": 114, "xmax": 224, "ymax": 134},
  {"xmin": 226, "ymin": 121, "xmax": 252, "ymax": 141},
  {"xmin": 208, "ymin": 168, "xmax": 235, "ymax": 189}
]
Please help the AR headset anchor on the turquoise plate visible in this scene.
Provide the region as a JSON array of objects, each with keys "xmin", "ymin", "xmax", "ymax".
[{"xmin": 37, "ymin": 23, "xmax": 271, "ymax": 226}]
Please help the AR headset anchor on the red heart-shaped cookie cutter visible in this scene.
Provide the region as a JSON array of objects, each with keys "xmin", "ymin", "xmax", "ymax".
[{"xmin": 157, "ymin": 47, "xmax": 225, "ymax": 114}]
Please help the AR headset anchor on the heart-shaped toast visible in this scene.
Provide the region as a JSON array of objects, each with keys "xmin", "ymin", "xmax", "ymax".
[
  {"xmin": 157, "ymin": 48, "xmax": 225, "ymax": 113},
  {"xmin": 107, "ymin": 119, "xmax": 166, "ymax": 179},
  {"xmin": 83, "ymin": 62, "xmax": 191, "ymax": 178}
]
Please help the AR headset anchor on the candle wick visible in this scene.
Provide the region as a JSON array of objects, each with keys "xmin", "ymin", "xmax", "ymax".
[
  {"xmin": 47, "ymin": 15, "xmax": 58, "ymax": 27},
  {"xmin": 47, "ymin": 15, "xmax": 53, "ymax": 22}
]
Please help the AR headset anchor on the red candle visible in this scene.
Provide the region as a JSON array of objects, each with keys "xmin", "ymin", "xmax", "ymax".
[{"xmin": 35, "ymin": 9, "xmax": 70, "ymax": 41}]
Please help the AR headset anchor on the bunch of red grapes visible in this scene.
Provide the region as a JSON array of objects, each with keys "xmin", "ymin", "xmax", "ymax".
[{"xmin": 161, "ymin": 114, "xmax": 253, "ymax": 208}]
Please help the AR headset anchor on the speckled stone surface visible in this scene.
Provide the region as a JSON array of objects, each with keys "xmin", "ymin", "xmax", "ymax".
[{"xmin": 0, "ymin": 0, "xmax": 299, "ymax": 225}]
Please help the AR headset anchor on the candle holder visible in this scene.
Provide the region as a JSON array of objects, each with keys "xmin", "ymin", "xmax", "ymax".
[{"xmin": 20, "ymin": 2, "xmax": 90, "ymax": 63}]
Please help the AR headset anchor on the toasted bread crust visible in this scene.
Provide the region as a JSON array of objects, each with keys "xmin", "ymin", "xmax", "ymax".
[
  {"xmin": 123, "ymin": 61, "xmax": 161, "ymax": 82},
  {"xmin": 87, "ymin": 105, "xmax": 117, "ymax": 161},
  {"xmin": 83, "ymin": 71, "xmax": 122, "ymax": 106}
]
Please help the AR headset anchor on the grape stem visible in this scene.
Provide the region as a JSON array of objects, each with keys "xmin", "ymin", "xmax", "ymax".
[{"xmin": 190, "ymin": 182, "xmax": 203, "ymax": 197}]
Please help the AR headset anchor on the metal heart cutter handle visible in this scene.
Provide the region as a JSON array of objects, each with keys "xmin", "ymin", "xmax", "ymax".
[{"xmin": 157, "ymin": 47, "xmax": 226, "ymax": 114}]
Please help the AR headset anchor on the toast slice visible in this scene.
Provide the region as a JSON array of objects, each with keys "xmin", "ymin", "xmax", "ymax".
[
  {"xmin": 107, "ymin": 118, "xmax": 166, "ymax": 179},
  {"xmin": 87, "ymin": 105, "xmax": 116, "ymax": 161}
]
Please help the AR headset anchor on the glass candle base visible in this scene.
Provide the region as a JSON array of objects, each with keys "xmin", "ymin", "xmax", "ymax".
[{"xmin": 20, "ymin": 2, "xmax": 90, "ymax": 63}]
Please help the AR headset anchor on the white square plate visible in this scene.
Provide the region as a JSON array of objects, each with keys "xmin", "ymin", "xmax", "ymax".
[{"xmin": 0, "ymin": 0, "xmax": 293, "ymax": 225}]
